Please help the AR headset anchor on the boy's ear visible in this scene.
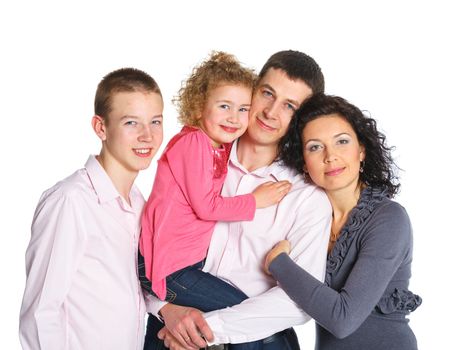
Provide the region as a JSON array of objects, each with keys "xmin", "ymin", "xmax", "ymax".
[{"xmin": 92, "ymin": 115, "xmax": 107, "ymax": 141}]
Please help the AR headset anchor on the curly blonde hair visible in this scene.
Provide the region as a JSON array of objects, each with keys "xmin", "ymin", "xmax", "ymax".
[{"xmin": 174, "ymin": 51, "xmax": 256, "ymax": 126}]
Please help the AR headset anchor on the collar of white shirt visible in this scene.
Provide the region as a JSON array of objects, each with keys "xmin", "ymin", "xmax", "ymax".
[
  {"xmin": 229, "ymin": 140, "xmax": 292, "ymax": 181},
  {"xmin": 84, "ymin": 155, "xmax": 144, "ymax": 212}
]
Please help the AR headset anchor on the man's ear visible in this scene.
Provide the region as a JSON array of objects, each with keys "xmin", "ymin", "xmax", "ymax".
[{"xmin": 92, "ymin": 115, "xmax": 107, "ymax": 141}]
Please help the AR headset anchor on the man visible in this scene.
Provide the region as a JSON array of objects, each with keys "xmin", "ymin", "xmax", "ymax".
[
  {"xmin": 19, "ymin": 68, "xmax": 164, "ymax": 350},
  {"xmin": 144, "ymin": 51, "xmax": 332, "ymax": 349}
]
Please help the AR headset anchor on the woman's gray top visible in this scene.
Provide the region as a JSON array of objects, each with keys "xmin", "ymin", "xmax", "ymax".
[{"xmin": 269, "ymin": 187, "xmax": 422, "ymax": 350}]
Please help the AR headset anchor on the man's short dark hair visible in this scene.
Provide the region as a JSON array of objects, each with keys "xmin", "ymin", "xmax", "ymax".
[{"xmin": 259, "ymin": 50, "xmax": 324, "ymax": 94}]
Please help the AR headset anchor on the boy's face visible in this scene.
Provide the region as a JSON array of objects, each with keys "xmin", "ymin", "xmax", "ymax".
[
  {"xmin": 246, "ymin": 68, "xmax": 312, "ymax": 147},
  {"xmin": 96, "ymin": 91, "xmax": 164, "ymax": 176}
]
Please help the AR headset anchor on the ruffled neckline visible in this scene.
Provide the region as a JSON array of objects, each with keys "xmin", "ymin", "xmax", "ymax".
[
  {"xmin": 325, "ymin": 187, "xmax": 388, "ymax": 286},
  {"xmin": 325, "ymin": 187, "xmax": 422, "ymax": 314}
]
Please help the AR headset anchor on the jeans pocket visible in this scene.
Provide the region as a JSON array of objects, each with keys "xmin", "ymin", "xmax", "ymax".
[{"xmin": 165, "ymin": 287, "xmax": 177, "ymax": 303}]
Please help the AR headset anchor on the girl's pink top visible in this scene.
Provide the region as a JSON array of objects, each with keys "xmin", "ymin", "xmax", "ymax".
[{"xmin": 139, "ymin": 126, "xmax": 256, "ymax": 300}]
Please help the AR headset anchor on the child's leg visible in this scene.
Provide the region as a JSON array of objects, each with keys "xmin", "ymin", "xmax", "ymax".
[
  {"xmin": 139, "ymin": 252, "xmax": 263, "ymax": 349},
  {"xmin": 165, "ymin": 262, "xmax": 263, "ymax": 350},
  {"xmin": 165, "ymin": 260, "xmax": 247, "ymax": 311},
  {"xmin": 138, "ymin": 250, "xmax": 156, "ymax": 295}
]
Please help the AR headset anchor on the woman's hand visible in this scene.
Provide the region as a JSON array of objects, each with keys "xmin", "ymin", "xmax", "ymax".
[{"xmin": 264, "ymin": 240, "xmax": 291, "ymax": 275}]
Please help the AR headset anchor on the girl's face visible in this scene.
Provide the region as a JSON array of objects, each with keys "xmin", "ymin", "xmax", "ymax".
[
  {"xmin": 302, "ymin": 114, "xmax": 365, "ymax": 194},
  {"xmin": 197, "ymin": 84, "xmax": 252, "ymax": 148}
]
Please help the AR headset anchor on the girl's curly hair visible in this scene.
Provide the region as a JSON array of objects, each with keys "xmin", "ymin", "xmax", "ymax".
[
  {"xmin": 278, "ymin": 94, "xmax": 400, "ymax": 197},
  {"xmin": 173, "ymin": 51, "xmax": 256, "ymax": 126}
]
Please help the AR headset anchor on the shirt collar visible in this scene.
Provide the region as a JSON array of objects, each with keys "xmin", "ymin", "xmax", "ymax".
[
  {"xmin": 229, "ymin": 141, "xmax": 291, "ymax": 181},
  {"xmin": 84, "ymin": 155, "xmax": 144, "ymax": 211}
]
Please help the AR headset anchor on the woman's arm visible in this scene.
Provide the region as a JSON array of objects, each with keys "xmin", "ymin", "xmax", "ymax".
[{"xmin": 269, "ymin": 201, "xmax": 412, "ymax": 339}]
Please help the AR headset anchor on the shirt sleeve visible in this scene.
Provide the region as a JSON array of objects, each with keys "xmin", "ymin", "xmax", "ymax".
[
  {"xmin": 143, "ymin": 290, "xmax": 168, "ymax": 320},
  {"xmin": 19, "ymin": 189, "xmax": 87, "ymax": 350},
  {"xmin": 203, "ymin": 189, "xmax": 332, "ymax": 344},
  {"xmin": 166, "ymin": 131, "xmax": 256, "ymax": 222},
  {"xmin": 269, "ymin": 201, "xmax": 412, "ymax": 339}
]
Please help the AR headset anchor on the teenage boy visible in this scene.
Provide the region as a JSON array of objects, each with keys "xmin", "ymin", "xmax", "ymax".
[
  {"xmin": 19, "ymin": 68, "xmax": 164, "ymax": 350},
  {"xmin": 145, "ymin": 51, "xmax": 332, "ymax": 350}
]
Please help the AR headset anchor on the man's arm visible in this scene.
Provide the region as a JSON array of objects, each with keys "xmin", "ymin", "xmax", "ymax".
[
  {"xmin": 201, "ymin": 189, "xmax": 331, "ymax": 343},
  {"xmin": 159, "ymin": 189, "xmax": 331, "ymax": 344},
  {"xmin": 19, "ymin": 190, "xmax": 86, "ymax": 350}
]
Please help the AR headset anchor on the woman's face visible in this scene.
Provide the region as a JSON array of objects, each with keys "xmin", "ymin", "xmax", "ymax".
[{"xmin": 302, "ymin": 114, "xmax": 365, "ymax": 194}]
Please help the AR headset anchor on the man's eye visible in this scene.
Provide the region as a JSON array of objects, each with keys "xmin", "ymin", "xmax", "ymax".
[{"xmin": 262, "ymin": 90, "xmax": 273, "ymax": 97}]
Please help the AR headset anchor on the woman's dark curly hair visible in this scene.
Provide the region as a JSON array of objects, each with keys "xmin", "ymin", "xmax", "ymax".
[{"xmin": 278, "ymin": 94, "xmax": 400, "ymax": 197}]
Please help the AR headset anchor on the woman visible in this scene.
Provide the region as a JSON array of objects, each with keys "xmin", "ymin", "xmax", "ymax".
[{"xmin": 265, "ymin": 94, "xmax": 421, "ymax": 349}]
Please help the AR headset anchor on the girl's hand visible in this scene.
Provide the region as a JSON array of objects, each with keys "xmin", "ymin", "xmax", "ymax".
[
  {"xmin": 252, "ymin": 180, "xmax": 292, "ymax": 208},
  {"xmin": 264, "ymin": 240, "xmax": 291, "ymax": 275}
]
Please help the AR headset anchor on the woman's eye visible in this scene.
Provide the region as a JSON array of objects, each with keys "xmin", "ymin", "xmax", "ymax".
[
  {"xmin": 338, "ymin": 138, "xmax": 350, "ymax": 145},
  {"xmin": 308, "ymin": 144, "xmax": 322, "ymax": 152}
]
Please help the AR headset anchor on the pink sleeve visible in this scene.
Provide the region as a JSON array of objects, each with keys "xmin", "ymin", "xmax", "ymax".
[{"xmin": 165, "ymin": 131, "xmax": 255, "ymax": 221}]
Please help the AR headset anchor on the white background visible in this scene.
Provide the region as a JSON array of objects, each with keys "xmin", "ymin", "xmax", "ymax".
[{"xmin": 1, "ymin": 1, "xmax": 459, "ymax": 349}]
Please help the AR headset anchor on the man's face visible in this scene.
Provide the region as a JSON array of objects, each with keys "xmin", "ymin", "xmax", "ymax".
[
  {"xmin": 246, "ymin": 68, "xmax": 312, "ymax": 147},
  {"xmin": 97, "ymin": 91, "xmax": 164, "ymax": 176}
]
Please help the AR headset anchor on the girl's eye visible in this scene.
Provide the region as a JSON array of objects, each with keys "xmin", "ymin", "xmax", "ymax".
[
  {"xmin": 219, "ymin": 104, "xmax": 230, "ymax": 110},
  {"xmin": 239, "ymin": 107, "xmax": 249, "ymax": 112},
  {"xmin": 152, "ymin": 119, "xmax": 162, "ymax": 125}
]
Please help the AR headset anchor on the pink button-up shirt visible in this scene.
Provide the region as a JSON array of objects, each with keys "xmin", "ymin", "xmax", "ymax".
[
  {"xmin": 19, "ymin": 156, "xmax": 147, "ymax": 350},
  {"xmin": 140, "ymin": 127, "xmax": 256, "ymax": 300}
]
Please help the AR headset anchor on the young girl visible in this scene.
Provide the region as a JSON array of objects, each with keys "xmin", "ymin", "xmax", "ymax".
[{"xmin": 139, "ymin": 52, "xmax": 291, "ymax": 349}]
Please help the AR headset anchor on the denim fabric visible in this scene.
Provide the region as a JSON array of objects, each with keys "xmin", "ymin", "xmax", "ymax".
[
  {"xmin": 139, "ymin": 252, "xmax": 264, "ymax": 349},
  {"xmin": 144, "ymin": 315, "xmax": 300, "ymax": 350}
]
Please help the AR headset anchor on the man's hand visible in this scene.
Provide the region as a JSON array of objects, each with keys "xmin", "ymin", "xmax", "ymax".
[
  {"xmin": 159, "ymin": 303, "xmax": 213, "ymax": 348},
  {"xmin": 158, "ymin": 327, "xmax": 198, "ymax": 350}
]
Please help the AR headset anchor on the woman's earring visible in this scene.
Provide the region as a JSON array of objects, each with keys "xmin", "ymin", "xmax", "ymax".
[{"xmin": 359, "ymin": 160, "xmax": 364, "ymax": 173}]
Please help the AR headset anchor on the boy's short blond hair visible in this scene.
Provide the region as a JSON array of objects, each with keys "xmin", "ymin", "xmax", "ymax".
[{"xmin": 174, "ymin": 51, "xmax": 256, "ymax": 126}]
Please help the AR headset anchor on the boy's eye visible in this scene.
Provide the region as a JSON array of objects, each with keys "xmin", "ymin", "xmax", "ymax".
[
  {"xmin": 125, "ymin": 121, "xmax": 137, "ymax": 126},
  {"xmin": 286, "ymin": 103, "xmax": 296, "ymax": 111},
  {"xmin": 239, "ymin": 107, "xmax": 249, "ymax": 112},
  {"xmin": 152, "ymin": 119, "xmax": 162, "ymax": 125}
]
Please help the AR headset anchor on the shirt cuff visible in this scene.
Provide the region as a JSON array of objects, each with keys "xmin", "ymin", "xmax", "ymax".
[{"xmin": 143, "ymin": 291, "xmax": 168, "ymax": 320}]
